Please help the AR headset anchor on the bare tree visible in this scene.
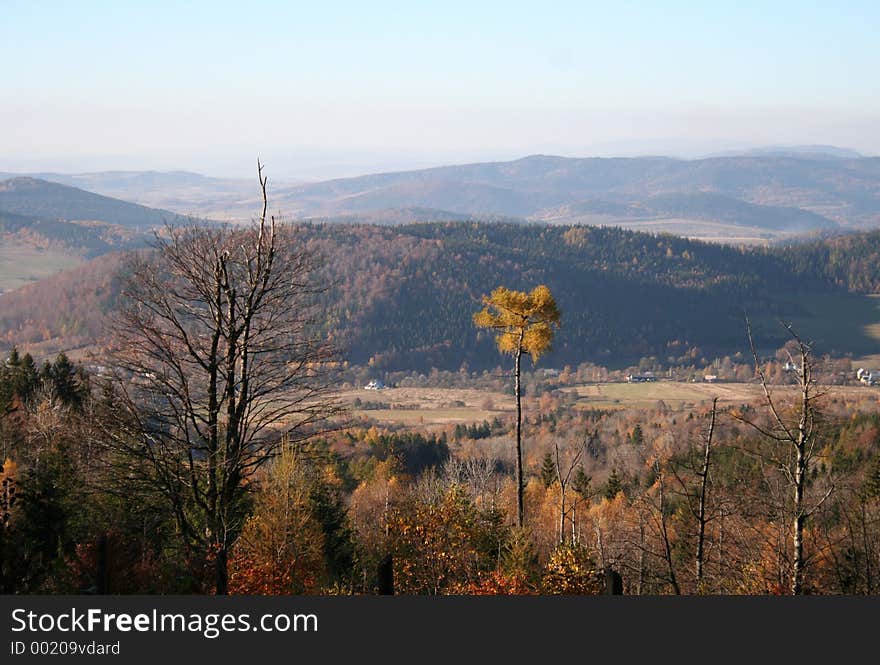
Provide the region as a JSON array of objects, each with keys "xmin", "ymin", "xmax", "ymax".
[
  {"xmin": 734, "ymin": 320, "xmax": 833, "ymax": 594},
  {"xmin": 642, "ymin": 458, "xmax": 681, "ymax": 595},
  {"xmin": 552, "ymin": 432, "xmax": 593, "ymax": 544},
  {"xmin": 668, "ymin": 397, "xmax": 720, "ymax": 591},
  {"xmin": 694, "ymin": 398, "xmax": 717, "ymax": 589},
  {"xmin": 98, "ymin": 163, "xmax": 337, "ymax": 594}
]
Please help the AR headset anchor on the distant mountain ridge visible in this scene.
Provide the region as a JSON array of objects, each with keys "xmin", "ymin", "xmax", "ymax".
[
  {"xmin": 262, "ymin": 153, "xmax": 878, "ymax": 231},
  {"xmin": 0, "ymin": 177, "xmax": 196, "ymax": 228},
  {"xmin": 4, "ymin": 148, "xmax": 880, "ymax": 233},
  {"xmin": 0, "ymin": 177, "xmax": 203, "ymax": 257},
  {"xmin": 0, "ymin": 170, "xmax": 301, "ymax": 219},
  {"xmin": 706, "ymin": 145, "xmax": 864, "ymax": 159}
]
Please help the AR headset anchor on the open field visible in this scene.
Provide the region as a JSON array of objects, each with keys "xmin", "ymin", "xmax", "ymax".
[
  {"xmin": 339, "ymin": 386, "xmax": 514, "ymax": 426},
  {"xmin": 565, "ymin": 381, "xmax": 764, "ymax": 410},
  {"xmin": 0, "ymin": 242, "xmax": 82, "ymax": 292},
  {"xmin": 337, "ymin": 380, "xmax": 880, "ymax": 427},
  {"xmin": 538, "ymin": 214, "xmax": 782, "ymax": 246},
  {"xmin": 567, "ymin": 380, "xmax": 879, "ymax": 410},
  {"xmin": 611, "ymin": 217, "xmax": 777, "ymax": 246}
]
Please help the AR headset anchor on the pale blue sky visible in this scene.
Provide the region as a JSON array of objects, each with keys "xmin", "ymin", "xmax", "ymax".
[{"xmin": 2, "ymin": 1, "xmax": 878, "ymax": 177}]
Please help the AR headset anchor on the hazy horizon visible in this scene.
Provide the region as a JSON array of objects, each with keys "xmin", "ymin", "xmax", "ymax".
[{"xmin": 3, "ymin": 1, "xmax": 879, "ymax": 179}]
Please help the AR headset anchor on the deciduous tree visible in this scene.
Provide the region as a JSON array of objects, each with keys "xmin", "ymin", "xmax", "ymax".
[
  {"xmin": 474, "ymin": 285, "xmax": 560, "ymax": 526},
  {"xmin": 99, "ymin": 164, "xmax": 337, "ymax": 594}
]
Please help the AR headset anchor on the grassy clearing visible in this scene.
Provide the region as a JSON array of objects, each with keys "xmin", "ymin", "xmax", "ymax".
[
  {"xmin": 614, "ymin": 218, "xmax": 777, "ymax": 245},
  {"xmin": 542, "ymin": 215, "xmax": 782, "ymax": 246},
  {"xmin": 339, "ymin": 386, "xmax": 513, "ymax": 426},
  {"xmin": 349, "ymin": 407, "xmax": 504, "ymax": 426},
  {"xmin": 0, "ymin": 242, "xmax": 82, "ymax": 292},
  {"xmin": 339, "ymin": 381, "xmax": 880, "ymax": 426},
  {"xmin": 565, "ymin": 381, "xmax": 740, "ymax": 409},
  {"xmin": 565, "ymin": 381, "xmax": 873, "ymax": 410}
]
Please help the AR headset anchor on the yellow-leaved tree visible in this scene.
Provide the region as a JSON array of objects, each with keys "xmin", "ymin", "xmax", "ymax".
[{"xmin": 474, "ymin": 285, "xmax": 560, "ymax": 527}]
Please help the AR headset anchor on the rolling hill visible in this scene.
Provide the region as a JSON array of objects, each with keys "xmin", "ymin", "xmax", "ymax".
[
  {"xmin": 4, "ymin": 222, "xmax": 880, "ymax": 370},
  {"xmin": 253, "ymin": 153, "xmax": 880, "ymax": 232},
  {"xmin": 6, "ymin": 152, "xmax": 880, "ymax": 235},
  {"xmin": 0, "ymin": 177, "xmax": 197, "ymax": 228},
  {"xmin": 0, "ymin": 170, "xmax": 286, "ymax": 219}
]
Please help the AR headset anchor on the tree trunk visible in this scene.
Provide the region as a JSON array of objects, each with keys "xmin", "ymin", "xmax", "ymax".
[
  {"xmin": 215, "ymin": 546, "xmax": 228, "ymax": 595},
  {"xmin": 657, "ymin": 469, "xmax": 681, "ymax": 595},
  {"xmin": 695, "ymin": 397, "xmax": 717, "ymax": 590},
  {"xmin": 514, "ymin": 343, "xmax": 524, "ymax": 528},
  {"xmin": 792, "ymin": 363, "xmax": 809, "ymax": 596},
  {"xmin": 792, "ymin": 443, "xmax": 806, "ymax": 595},
  {"xmin": 559, "ymin": 482, "xmax": 566, "ymax": 544},
  {"xmin": 861, "ymin": 500, "xmax": 873, "ymax": 594},
  {"xmin": 637, "ymin": 514, "xmax": 646, "ymax": 595}
]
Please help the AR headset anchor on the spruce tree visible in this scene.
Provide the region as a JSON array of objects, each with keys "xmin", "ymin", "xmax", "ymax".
[
  {"xmin": 630, "ymin": 424, "xmax": 644, "ymax": 447},
  {"xmin": 866, "ymin": 456, "xmax": 880, "ymax": 498},
  {"xmin": 604, "ymin": 469, "xmax": 623, "ymax": 500},
  {"xmin": 572, "ymin": 467, "xmax": 592, "ymax": 500},
  {"xmin": 541, "ymin": 452, "xmax": 557, "ymax": 488}
]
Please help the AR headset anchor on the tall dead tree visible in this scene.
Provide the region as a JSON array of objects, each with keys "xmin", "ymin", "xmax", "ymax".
[
  {"xmin": 552, "ymin": 432, "xmax": 593, "ymax": 544},
  {"xmin": 694, "ymin": 398, "xmax": 717, "ymax": 588},
  {"xmin": 650, "ymin": 459, "xmax": 681, "ymax": 595},
  {"xmin": 99, "ymin": 163, "xmax": 336, "ymax": 594},
  {"xmin": 736, "ymin": 320, "xmax": 833, "ymax": 595},
  {"xmin": 669, "ymin": 397, "xmax": 719, "ymax": 592}
]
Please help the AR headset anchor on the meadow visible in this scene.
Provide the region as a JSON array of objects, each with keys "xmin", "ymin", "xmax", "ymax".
[
  {"xmin": 0, "ymin": 241, "xmax": 82, "ymax": 292},
  {"xmin": 340, "ymin": 380, "xmax": 880, "ymax": 427}
]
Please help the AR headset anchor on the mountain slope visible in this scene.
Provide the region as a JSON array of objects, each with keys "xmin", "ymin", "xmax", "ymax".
[
  {"xmin": 0, "ymin": 177, "xmax": 196, "ymax": 227},
  {"xmin": 0, "ymin": 170, "xmax": 286, "ymax": 218}
]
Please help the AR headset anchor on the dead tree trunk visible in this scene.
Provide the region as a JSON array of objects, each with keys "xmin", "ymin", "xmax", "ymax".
[
  {"xmin": 514, "ymin": 338, "xmax": 524, "ymax": 528},
  {"xmin": 695, "ymin": 397, "xmax": 718, "ymax": 589},
  {"xmin": 656, "ymin": 465, "xmax": 681, "ymax": 595},
  {"xmin": 739, "ymin": 320, "xmax": 832, "ymax": 595}
]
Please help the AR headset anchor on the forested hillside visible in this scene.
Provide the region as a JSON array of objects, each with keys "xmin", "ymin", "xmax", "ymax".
[
  {"xmin": 0, "ymin": 209, "xmax": 142, "ymax": 258},
  {"xmin": 4, "ymin": 222, "xmax": 880, "ymax": 369}
]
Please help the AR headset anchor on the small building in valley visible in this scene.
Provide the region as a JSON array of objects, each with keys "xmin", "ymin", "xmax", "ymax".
[{"xmin": 626, "ymin": 372, "xmax": 656, "ymax": 383}]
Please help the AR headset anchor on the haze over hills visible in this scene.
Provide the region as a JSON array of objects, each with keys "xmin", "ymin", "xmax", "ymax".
[
  {"xmin": 4, "ymin": 148, "xmax": 880, "ymax": 238},
  {"xmin": 263, "ymin": 153, "xmax": 878, "ymax": 233},
  {"xmin": 0, "ymin": 170, "xmax": 301, "ymax": 219},
  {"xmin": 706, "ymin": 144, "xmax": 865, "ymax": 159}
]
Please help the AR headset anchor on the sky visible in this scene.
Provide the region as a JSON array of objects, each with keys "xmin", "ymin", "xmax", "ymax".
[{"xmin": 2, "ymin": 1, "xmax": 878, "ymax": 179}]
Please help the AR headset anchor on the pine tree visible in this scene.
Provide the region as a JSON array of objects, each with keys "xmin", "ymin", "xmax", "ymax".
[
  {"xmin": 572, "ymin": 467, "xmax": 592, "ymax": 500},
  {"xmin": 630, "ymin": 424, "xmax": 644, "ymax": 447},
  {"xmin": 45, "ymin": 354, "xmax": 86, "ymax": 409},
  {"xmin": 604, "ymin": 469, "xmax": 623, "ymax": 500},
  {"xmin": 18, "ymin": 354, "xmax": 39, "ymax": 402},
  {"xmin": 866, "ymin": 456, "xmax": 880, "ymax": 498},
  {"xmin": 541, "ymin": 452, "xmax": 557, "ymax": 488}
]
